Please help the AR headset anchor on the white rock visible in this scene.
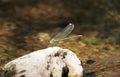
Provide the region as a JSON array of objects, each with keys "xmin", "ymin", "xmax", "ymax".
[{"xmin": 2, "ymin": 47, "xmax": 83, "ymax": 77}]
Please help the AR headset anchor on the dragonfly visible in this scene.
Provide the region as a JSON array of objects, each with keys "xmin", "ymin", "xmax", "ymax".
[{"xmin": 49, "ymin": 23, "xmax": 82, "ymax": 46}]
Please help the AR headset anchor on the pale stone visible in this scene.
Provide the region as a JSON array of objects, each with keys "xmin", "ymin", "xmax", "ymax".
[{"xmin": 2, "ymin": 47, "xmax": 83, "ymax": 77}]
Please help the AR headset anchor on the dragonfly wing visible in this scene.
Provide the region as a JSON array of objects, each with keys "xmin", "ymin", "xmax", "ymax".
[
  {"xmin": 49, "ymin": 23, "xmax": 74, "ymax": 45},
  {"xmin": 53, "ymin": 23, "xmax": 74, "ymax": 40}
]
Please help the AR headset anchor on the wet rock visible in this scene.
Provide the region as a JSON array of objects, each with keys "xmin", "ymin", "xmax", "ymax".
[{"xmin": 2, "ymin": 47, "xmax": 83, "ymax": 77}]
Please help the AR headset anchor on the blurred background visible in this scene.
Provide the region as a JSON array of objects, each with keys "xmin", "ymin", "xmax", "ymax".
[{"xmin": 0, "ymin": 0, "xmax": 120, "ymax": 77}]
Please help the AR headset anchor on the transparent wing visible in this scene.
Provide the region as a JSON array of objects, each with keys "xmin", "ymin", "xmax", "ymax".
[
  {"xmin": 50, "ymin": 23, "xmax": 74, "ymax": 44},
  {"xmin": 53, "ymin": 23, "xmax": 74, "ymax": 39}
]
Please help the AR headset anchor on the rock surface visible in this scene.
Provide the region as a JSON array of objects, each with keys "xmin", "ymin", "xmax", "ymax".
[{"xmin": 1, "ymin": 47, "xmax": 83, "ymax": 77}]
